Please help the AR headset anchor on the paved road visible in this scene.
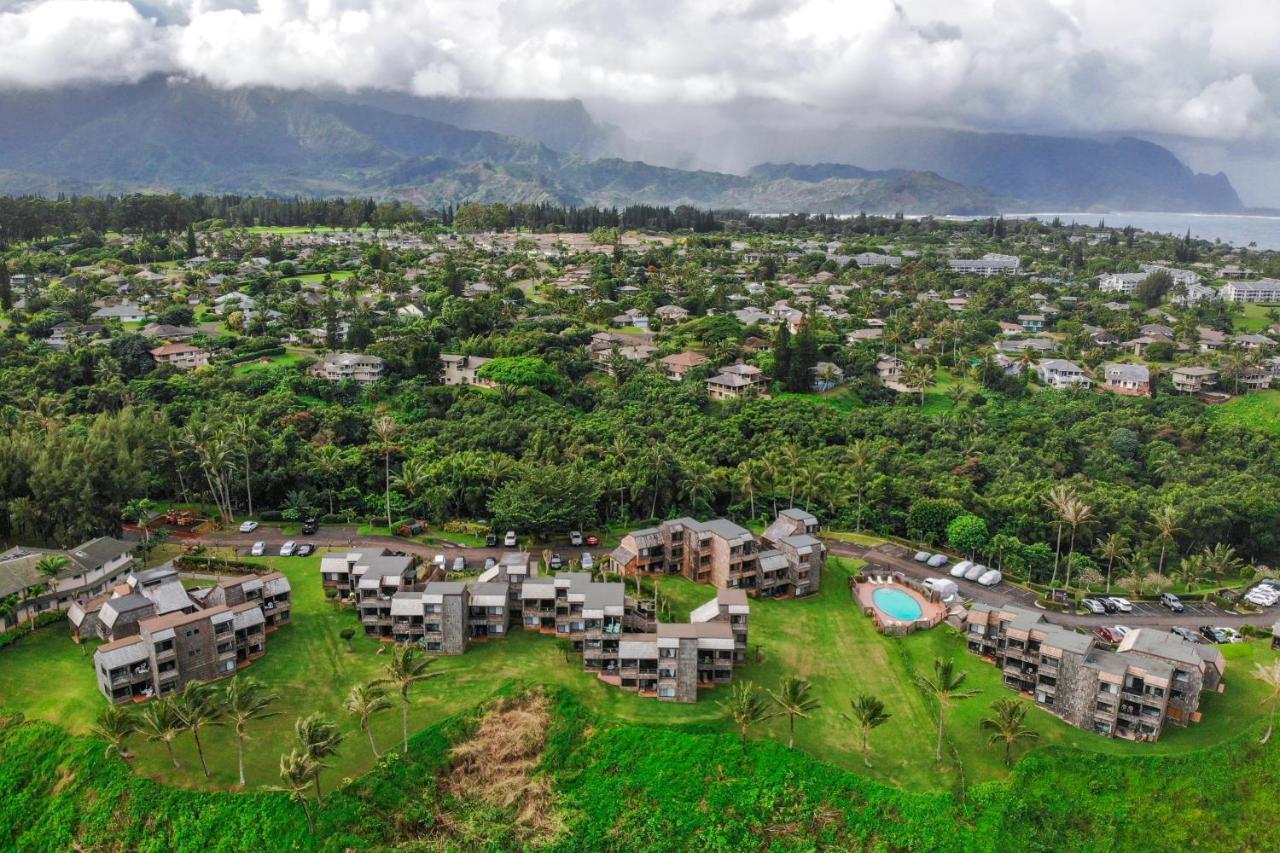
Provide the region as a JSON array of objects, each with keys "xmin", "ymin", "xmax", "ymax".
[
  {"xmin": 831, "ymin": 540, "xmax": 1278, "ymax": 632},
  {"xmin": 189, "ymin": 525, "xmax": 1276, "ymax": 633}
]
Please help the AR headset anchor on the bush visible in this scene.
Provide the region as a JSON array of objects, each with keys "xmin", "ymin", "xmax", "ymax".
[
  {"xmin": 259, "ymin": 510, "xmax": 283, "ymax": 521},
  {"xmin": 443, "ymin": 520, "xmax": 490, "ymax": 536},
  {"xmin": 0, "ymin": 610, "xmax": 67, "ymax": 650}
]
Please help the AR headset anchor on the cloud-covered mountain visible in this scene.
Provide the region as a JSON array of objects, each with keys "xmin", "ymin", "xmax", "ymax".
[{"xmin": 0, "ymin": 78, "xmax": 1238, "ymax": 214}]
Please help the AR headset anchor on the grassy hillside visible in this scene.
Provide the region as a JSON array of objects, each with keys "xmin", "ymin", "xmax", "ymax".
[{"xmin": 4, "ymin": 686, "xmax": 1279, "ymax": 851}]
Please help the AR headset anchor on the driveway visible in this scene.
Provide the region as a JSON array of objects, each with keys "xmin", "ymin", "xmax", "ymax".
[{"xmin": 829, "ymin": 540, "xmax": 1276, "ymax": 632}]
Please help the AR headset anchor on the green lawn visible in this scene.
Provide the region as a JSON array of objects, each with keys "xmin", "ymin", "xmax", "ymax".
[
  {"xmin": 290, "ymin": 270, "xmax": 356, "ymax": 283},
  {"xmin": 773, "ymin": 389, "xmax": 862, "ymax": 412},
  {"xmin": 231, "ymin": 351, "xmax": 311, "ymax": 375},
  {"xmin": 1234, "ymin": 302, "xmax": 1280, "ymax": 333},
  {"xmin": 1207, "ymin": 390, "xmax": 1280, "ymax": 437},
  {"xmin": 0, "ymin": 553, "xmax": 1274, "ymax": 796}
]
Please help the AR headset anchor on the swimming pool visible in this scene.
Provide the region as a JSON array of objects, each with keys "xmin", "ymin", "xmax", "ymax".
[{"xmin": 872, "ymin": 586, "xmax": 924, "ymax": 621}]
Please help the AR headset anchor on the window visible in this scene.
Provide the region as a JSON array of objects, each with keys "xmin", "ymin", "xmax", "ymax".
[{"xmin": 658, "ymin": 687, "xmax": 675, "ymax": 698}]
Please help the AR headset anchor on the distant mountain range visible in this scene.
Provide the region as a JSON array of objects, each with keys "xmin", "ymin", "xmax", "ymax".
[{"xmin": 0, "ymin": 77, "xmax": 1242, "ymax": 214}]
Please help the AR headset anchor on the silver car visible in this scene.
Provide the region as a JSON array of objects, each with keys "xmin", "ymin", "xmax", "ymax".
[{"xmin": 279, "ymin": 541, "xmax": 296, "ymax": 557}]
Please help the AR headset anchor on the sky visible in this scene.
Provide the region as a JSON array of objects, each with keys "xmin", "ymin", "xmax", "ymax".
[{"xmin": 1, "ymin": 0, "xmax": 1279, "ymax": 203}]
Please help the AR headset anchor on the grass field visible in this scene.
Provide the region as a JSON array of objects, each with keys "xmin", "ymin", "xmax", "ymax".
[
  {"xmin": 1234, "ymin": 302, "xmax": 1280, "ymax": 333},
  {"xmin": 1207, "ymin": 389, "xmax": 1280, "ymax": 436},
  {"xmin": 232, "ymin": 351, "xmax": 312, "ymax": 375},
  {"xmin": 290, "ymin": 270, "xmax": 355, "ymax": 283},
  {"xmin": 0, "ymin": 554, "xmax": 1273, "ymax": 796}
]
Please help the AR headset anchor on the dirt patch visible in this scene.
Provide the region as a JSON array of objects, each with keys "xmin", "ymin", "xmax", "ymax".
[{"xmin": 441, "ymin": 690, "xmax": 561, "ymax": 842}]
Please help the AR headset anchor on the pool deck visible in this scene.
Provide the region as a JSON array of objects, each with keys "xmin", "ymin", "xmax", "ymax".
[{"xmin": 854, "ymin": 576, "xmax": 946, "ymax": 635}]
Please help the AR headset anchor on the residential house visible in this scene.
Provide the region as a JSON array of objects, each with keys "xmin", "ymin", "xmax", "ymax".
[
  {"xmin": 612, "ymin": 308, "xmax": 650, "ymax": 330},
  {"xmin": 876, "ymin": 354, "xmax": 912, "ymax": 392},
  {"xmin": 91, "ymin": 303, "xmax": 147, "ymax": 323},
  {"xmin": 846, "ymin": 328, "xmax": 883, "ymax": 344},
  {"xmin": 440, "ymin": 353, "xmax": 496, "ymax": 387},
  {"xmin": 854, "ymin": 252, "xmax": 902, "ymax": 268},
  {"xmin": 705, "ymin": 363, "xmax": 769, "ymax": 400},
  {"xmin": 810, "ymin": 361, "xmax": 845, "ymax": 391},
  {"xmin": 1101, "ymin": 363, "xmax": 1151, "ymax": 397},
  {"xmin": 308, "ymin": 353, "xmax": 384, "ymax": 384},
  {"xmin": 654, "ymin": 304, "xmax": 690, "ymax": 323},
  {"xmin": 1170, "ymin": 366, "xmax": 1219, "ymax": 394},
  {"xmin": 587, "ymin": 332, "xmax": 658, "ymax": 375},
  {"xmin": 150, "ymin": 343, "xmax": 210, "ymax": 370},
  {"xmin": 1017, "ymin": 314, "xmax": 1045, "ymax": 332},
  {"xmin": 1036, "ymin": 359, "xmax": 1092, "ymax": 389},
  {"xmin": 140, "ymin": 323, "xmax": 197, "ymax": 341},
  {"xmin": 659, "ymin": 351, "xmax": 710, "ymax": 381},
  {"xmin": 1233, "ymin": 333, "xmax": 1276, "ymax": 351},
  {"xmin": 994, "ymin": 338, "xmax": 1056, "ymax": 355}
]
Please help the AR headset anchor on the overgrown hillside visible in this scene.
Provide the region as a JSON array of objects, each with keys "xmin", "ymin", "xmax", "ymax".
[{"xmin": 3, "ymin": 688, "xmax": 1278, "ymax": 851}]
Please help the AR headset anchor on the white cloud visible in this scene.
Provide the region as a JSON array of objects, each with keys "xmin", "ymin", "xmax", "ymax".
[{"xmin": 0, "ymin": 0, "xmax": 1276, "ymax": 144}]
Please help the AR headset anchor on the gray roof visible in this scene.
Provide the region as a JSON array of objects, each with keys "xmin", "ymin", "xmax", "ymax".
[
  {"xmin": 1104, "ymin": 363, "xmax": 1150, "ymax": 382},
  {"xmin": 424, "ymin": 581, "xmax": 466, "ymax": 596},
  {"xmin": 94, "ymin": 636, "xmax": 149, "ymax": 669}
]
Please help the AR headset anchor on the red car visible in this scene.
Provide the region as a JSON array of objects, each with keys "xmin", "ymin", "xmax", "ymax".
[
  {"xmin": 1094, "ymin": 626, "xmax": 1123, "ymax": 644},
  {"xmin": 585, "ymin": 535, "xmax": 599, "ymax": 546}
]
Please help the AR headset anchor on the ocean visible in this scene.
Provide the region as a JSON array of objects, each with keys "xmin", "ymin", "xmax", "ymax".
[{"xmin": 995, "ymin": 212, "xmax": 1280, "ymax": 251}]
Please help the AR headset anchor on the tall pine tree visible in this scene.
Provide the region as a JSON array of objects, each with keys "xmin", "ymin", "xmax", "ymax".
[
  {"xmin": 772, "ymin": 324, "xmax": 792, "ymax": 385},
  {"xmin": 0, "ymin": 260, "xmax": 10, "ymax": 311}
]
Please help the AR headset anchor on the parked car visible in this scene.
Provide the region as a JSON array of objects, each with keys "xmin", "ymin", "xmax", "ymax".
[
  {"xmin": 549, "ymin": 553, "xmax": 563, "ymax": 570},
  {"xmin": 585, "ymin": 535, "xmax": 599, "ymax": 546},
  {"xmin": 485, "ymin": 532, "xmax": 498, "ymax": 547},
  {"xmin": 279, "ymin": 541, "xmax": 296, "ymax": 557},
  {"xmin": 483, "ymin": 557, "xmax": 496, "ymax": 570},
  {"xmin": 1221, "ymin": 627, "xmax": 1245, "ymax": 643},
  {"xmin": 1159, "ymin": 592, "xmax": 1184, "ymax": 612},
  {"xmin": 1169, "ymin": 626, "xmax": 1201, "ymax": 643},
  {"xmin": 239, "ymin": 520, "xmax": 259, "ymax": 533},
  {"xmin": 396, "ymin": 520, "xmax": 426, "ymax": 536},
  {"xmin": 977, "ymin": 569, "xmax": 1002, "ymax": 587},
  {"xmin": 950, "ymin": 560, "xmax": 973, "ymax": 578},
  {"xmin": 1094, "ymin": 626, "xmax": 1122, "ymax": 644},
  {"xmin": 1199, "ymin": 625, "xmax": 1230, "ymax": 644},
  {"xmin": 1113, "ymin": 625, "xmax": 1132, "ymax": 639},
  {"xmin": 963, "ymin": 563, "xmax": 986, "ymax": 581},
  {"xmin": 504, "ymin": 530, "xmax": 517, "ymax": 547},
  {"xmin": 250, "ymin": 541, "xmax": 266, "ymax": 557},
  {"xmin": 432, "ymin": 554, "xmax": 446, "ymax": 569},
  {"xmin": 301, "ymin": 518, "xmax": 319, "ymax": 535},
  {"xmin": 1081, "ymin": 598, "xmax": 1107, "ymax": 615},
  {"xmin": 569, "ymin": 531, "xmax": 584, "ymax": 546},
  {"xmin": 452, "ymin": 557, "xmax": 465, "ymax": 573},
  {"xmin": 927, "ymin": 553, "xmax": 949, "ymax": 568},
  {"xmin": 913, "ymin": 551, "xmax": 931, "ymax": 562},
  {"xmin": 296, "ymin": 543, "xmax": 315, "ymax": 557},
  {"xmin": 1104, "ymin": 596, "xmax": 1133, "ymax": 613},
  {"xmin": 581, "ymin": 552, "xmax": 594, "ymax": 570}
]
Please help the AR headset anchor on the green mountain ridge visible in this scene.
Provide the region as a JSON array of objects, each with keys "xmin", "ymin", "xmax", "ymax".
[{"xmin": 0, "ymin": 79, "xmax": 1002, "ymax": 214}]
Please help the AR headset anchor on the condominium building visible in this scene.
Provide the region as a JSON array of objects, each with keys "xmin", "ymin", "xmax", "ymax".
[
  {"xmin": 0, "ymin": 537, "xmax": 135, "ymax": 632},
  {"xmin": 389, "ymin": 581, "xmax": 510, "ymax": 653},
  {"xmin": 85, "ymin": 564, "xmax": 291, "ymax": 704},
  {"xmin": 1220, "ymin": 279, "xmax": 1280, "ymax": 302},
  {"xmin": 948, "ymin": 253, "xmax": 1020, "ymax": 277},
  {"xmin": 610, "ymin": 511, "xmax": 824, "ymax": 598},
  {"xmin": 1098, "ymin": 272, "xmax": 1148, "ymax": 294},
  {"xmin": 307, "ymin": 352, "xmax": 384, "ymax": 383},
  {"xmin": 964, "ymin": 605, "xmax": 1223, "ymax": 740},
  {"xmin": 320, "ymin": 549, "xmax": 417, "ymax": 602},
  {"xmin": 439, "ymin": 353, "xmax": 496, "ymax": 387}
]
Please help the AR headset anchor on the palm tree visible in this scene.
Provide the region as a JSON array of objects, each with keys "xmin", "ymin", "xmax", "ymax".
[
  {"xmin": 391, "ymin": 456, "xmax": 431, "ymax": 516},
  {"xmin": 737, "ymin": 459, "xmax": 765, "ymax": 521},
  {"xmin": 1043, "ymin": 484, "xmax": 1077, "ymax": 586},
  {"xmin": 980, "ymin": 697, "xmax": 1040, "ymax": 766},
  {"xmin": 344, "ymin": 683, "xmax": 393, "ymax": 759},
  {"xmin": 91, "ymin": 704, "xmax": 138, "ymax": 763},
  {"xmin": 295, "ymin": 713, "xmax": 344, "ymax": 804},
  {"xmin": 310, "ymin": 444, "xmax": 345, "ymax": 516},
  {"xmin": 174, "ymin": 681, "xmax": 223, "ymax": 778},
  {"xmin": 1095, "ymin": 533, "xmax": 1126, "ymax": 594},
  {"xmin": 222, "ymin": 677, "xmax": 279, "ymax": 786},
  {"xmin": 371, "ymin": 415, "xmax": 398, "ymax": 529},
  {"xmin": 902, "ymin": 362, "xmax": 934, "ymax": 405},
  {"xmin": 139, "ymin": 697, "xmax": 185, "ymax": 769},
  {"xmin": 767, "ymin": 676, "xmax": 821, "ymax": 749},
  {"xmin": 276, "ymin": 749, "xmax": 319, "ymax": 835},
  {"xmin": 718, "ymin": 681, "xmax": 777, "ymax": 750},
  {"xmin": 1254, "ymin": 662, "xmax": 1280, "ymax": 744},
  {"xmin": 1200, "ymin": 543, "xmax": 1244, "ymax": 581},
  {"xmin": 1061, "ymin": 497, "xmax": 1094, "ymax": 590},
  {"xmin": 373, "ymin": 644, "xmax": 443, "ymax": 754},
  {"xmin": 228, "ymin": 414, "xmax": 258, "ymax": 517},
  {"xmin": 34, "ymin": 554, "xmax": 69, "ymax": 591},
  {"xmin": 914, "ymin": 657, "xmax": 978, "ymax": 762},
  {"xmin": 840, "ymin": 694, "xmax": 891, "ymax": 768},
  {"xmin": 1151, "ymin": 505, "xmax": 1182, "ymax": 588},
  {"xmin": 123, "ymin": 497, "xmax": 158, "ymax": 550}
]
